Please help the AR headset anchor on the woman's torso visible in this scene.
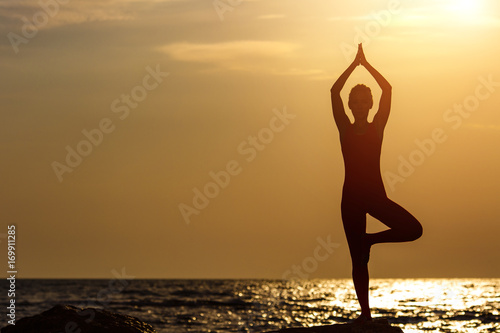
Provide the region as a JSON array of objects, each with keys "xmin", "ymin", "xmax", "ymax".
[{"xmin": 340, "ymin": 122, "xmax": 386, "ymax": 197}]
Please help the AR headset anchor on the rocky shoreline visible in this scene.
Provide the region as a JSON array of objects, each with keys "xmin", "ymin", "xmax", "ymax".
[{"xmin": 0, "ymin": 305, "xmax": 157, "ymax": 333}]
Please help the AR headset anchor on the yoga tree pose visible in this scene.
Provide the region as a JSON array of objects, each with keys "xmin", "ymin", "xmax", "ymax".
[{"xmin": 330, "ymin": 44, "xmax": 423, "ymax": 322}]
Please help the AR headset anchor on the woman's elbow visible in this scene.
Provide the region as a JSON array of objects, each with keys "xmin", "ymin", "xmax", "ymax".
[{"xmin": 330, "ymin": 85, "xmax": 340, "ymax": 94}]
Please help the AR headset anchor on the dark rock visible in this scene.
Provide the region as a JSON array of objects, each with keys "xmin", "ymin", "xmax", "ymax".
[
  {"xmin": 268, "ymin": 318, "xmax": 404, "ymax": 333},
  {"xmin": 1, "ymin": 304, "xmax": 157, "ymax": 333}
]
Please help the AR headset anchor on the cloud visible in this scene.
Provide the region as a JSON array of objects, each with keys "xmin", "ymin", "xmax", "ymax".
[
  {"xmin": 159, "ymin": 40, "xmax": 299, "ymax": 71},
  {"xmin": 273, "ymin": 68, "xmax": 332, "ymax": 81},
  {"xmin": 159, "ymin": 40, "xmax": 329, "ymax": 79},
  {"xmin": 327, "ymin": 15, "xmax": 369, "ymax": 22},
  {"xmin": 0, "ymin": 0, "xmax": 182, "ymax": 30},
  {"xmin": 161, "ymin": 40, "xmax": 298, "ymax": 62},
  {"xmin": 257, "ymin": 14, "xmax": 286, "ymax": 20}
]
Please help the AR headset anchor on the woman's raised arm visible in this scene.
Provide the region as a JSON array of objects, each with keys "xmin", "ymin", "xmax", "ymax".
[
  {"xmin": 358, "ymin": 44, "xmax": 392, "ymax": 135},
  {"xmin": 331, "ymin": 46, "xmax": 362, "ymax": 135}
]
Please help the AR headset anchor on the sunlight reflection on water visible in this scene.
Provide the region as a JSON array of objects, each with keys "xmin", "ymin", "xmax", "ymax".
[
  {"xmin": 7, "ymin": 278, "xmax": 500, "ymax": 332},
  {"xmin": 249, "ymin": 278, "xmax": 500, "ymax": 332}
]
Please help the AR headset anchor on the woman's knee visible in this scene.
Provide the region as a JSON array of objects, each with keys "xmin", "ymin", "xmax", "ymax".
[
  {"xmin": 391, "ymin": 216, "xmax": 422, "ymax": 241},
  {"xmin": 351, "ymin": 253, "xmax": 369, "ymax": 266},
  {"xmin": 409, "ymin": 219, "xmax": 423, "ymax": 241}
]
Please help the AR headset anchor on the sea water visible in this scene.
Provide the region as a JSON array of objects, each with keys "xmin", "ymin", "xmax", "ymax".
[{"xmin": 1, "ymin": 279, "xmax": 498, "ymax": 332}]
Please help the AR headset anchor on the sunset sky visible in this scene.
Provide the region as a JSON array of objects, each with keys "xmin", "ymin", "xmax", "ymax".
[{"xmin": 1, "ymin": 0, "xmax": 500, "ymax": 279}]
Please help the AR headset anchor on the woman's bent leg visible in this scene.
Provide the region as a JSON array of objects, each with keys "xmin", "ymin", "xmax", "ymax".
[{"xmin": 367, "ymin": 196, "xmax": 423, "ymax": 246}]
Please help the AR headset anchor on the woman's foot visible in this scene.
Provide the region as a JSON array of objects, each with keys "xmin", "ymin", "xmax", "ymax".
[{"xmin": 352, "ymin": 313, "xmax": 372, "ymax": 324}]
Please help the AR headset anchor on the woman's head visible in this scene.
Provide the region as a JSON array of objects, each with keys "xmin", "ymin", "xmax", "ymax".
[{"xmin": 348, "ymin": 84, "xmax": 373, "ymax": 120}]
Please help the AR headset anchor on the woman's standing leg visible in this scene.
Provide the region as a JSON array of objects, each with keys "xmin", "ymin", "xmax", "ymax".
[{"xmin": 341, "ymin": 195, "xmax": 372, "ymax": 320}]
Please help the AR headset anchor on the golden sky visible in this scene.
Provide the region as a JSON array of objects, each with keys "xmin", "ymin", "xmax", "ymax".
[{"xmin": 1, "ymin": 0, "xmax": 500, "ymax": 278}]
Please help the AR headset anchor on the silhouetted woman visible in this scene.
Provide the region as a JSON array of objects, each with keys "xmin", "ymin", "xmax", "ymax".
[{"xmin": 330, "ymin": 44, "xmax": 423, "ymax": 322}]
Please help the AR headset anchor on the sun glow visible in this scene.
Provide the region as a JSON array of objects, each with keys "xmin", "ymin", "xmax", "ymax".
[{"xmin": 446, "ymin": 0, "xmax": 483, "ymax": 17}]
